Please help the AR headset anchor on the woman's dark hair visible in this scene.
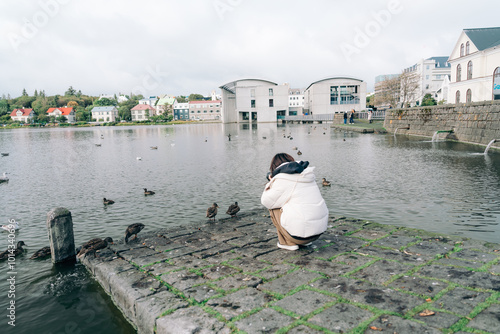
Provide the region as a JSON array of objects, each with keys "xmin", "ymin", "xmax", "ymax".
[{"xmin": 270, "ymin": 153, "xmax": 295, "ymax": 172}]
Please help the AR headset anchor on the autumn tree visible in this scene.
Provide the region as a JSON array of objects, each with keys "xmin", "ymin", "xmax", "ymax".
[
  {"xmin": 373, "ymin": 71, "xmax": 421, "ymax": 108},
  {"xmin": 373, "ymin": 75, "xmax": 401, "ymax": 108},
  {"xmin": 399, "ymin": 71, "xmax": 421, "ymax": 108}
]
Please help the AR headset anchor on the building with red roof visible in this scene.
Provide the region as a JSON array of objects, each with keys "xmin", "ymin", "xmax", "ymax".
[
  {"xmin": 46, "ymin": 107, "xmax": 76, "ymax": 123},
  {"xmin": 131, "ymin": 104, "xmax": 156, "ymax": 121},
  {"xmin": 10, "ymin": 108, "xmax": 35, "ymax": 123}
]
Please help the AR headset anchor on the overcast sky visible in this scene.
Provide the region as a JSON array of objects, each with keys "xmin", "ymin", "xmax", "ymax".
[{"xmin": 0, "ymin": 0, "xmax": 498, "ymax": 98}]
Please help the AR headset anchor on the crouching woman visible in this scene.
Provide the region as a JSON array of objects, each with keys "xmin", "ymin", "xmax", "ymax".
[{"xmin": 261, "ymin": 153, "xmax": 328, "ymax": 251}]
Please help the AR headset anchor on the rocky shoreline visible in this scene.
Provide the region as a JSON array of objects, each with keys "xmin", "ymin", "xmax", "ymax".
[{"xmin": 81, "ymin": 209, "xmax": 500, "ymax": 334}]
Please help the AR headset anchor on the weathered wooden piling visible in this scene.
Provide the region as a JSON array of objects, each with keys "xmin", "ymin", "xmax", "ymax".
[{"xmin": 46, "ymin": 207, "xmax": 76, "ymax": 264}]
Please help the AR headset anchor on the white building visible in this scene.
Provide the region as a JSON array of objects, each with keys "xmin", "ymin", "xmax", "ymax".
[
  {"xmin": 91, "ymin": 106, "xmax": 119, "ymax": 122},
  {"xmin": 403, "ymin": 57, "xmax": 451, "ymax": 105},
  {"xmin": 188, "ymin": 100, "xmax": 221, "ymax": 120},
  {"xmin": 46, "ymin": 107, "xmax": 76, "ymax": 123},
  {"xmin": 139, "ymin": 96, "xmax": 158, "ymax": 108},
  {"xmin": 288, "ymin": 88, "xmax": 304, "ymax": 116},
  {"xmin": 219, "ymin": 79, "xmax": 289, "ymax": 123},
  {"xmin": 436, "ymin": 75, "xmax": 451, "ymax": 104},
  {"xmin": 10, "ymin": 108, "xmax": 35, "ymax": 122},
  {"xmin": 303, "ymin": 77, "xmax": 367, "ymax": 115},
  {"xmin": 448, "ymin": 27, "xmax": 500, "ymax": 103}
]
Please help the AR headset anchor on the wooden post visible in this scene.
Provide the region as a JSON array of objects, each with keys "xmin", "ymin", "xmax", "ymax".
[{"xmin": 47, "ymin": 207, "xmax": 76, "ymax": 264}]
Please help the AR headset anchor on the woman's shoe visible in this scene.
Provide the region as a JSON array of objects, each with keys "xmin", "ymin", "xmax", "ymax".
[{"xmin": 277, "ymin": 242, "xmax": 299, "ymax": 251}]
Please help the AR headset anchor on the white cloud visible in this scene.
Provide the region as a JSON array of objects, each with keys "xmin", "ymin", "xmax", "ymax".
[{"xmin": 0, "ymin": 0, "xmax": 498, "ymax": 97}]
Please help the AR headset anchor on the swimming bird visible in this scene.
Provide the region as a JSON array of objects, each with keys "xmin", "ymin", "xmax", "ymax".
[
  {"xmin": 1, "ymin": 153, "xmax": 9, "ymax": 157},
  {"xmin": 29, "ymin": 246, "xmax": 51, "ymax": 260},
  {"xmin": 103, "ymin": 198, "xmax": 115, "ymax": 205},
  {"xmin": 143, "ymin": 188, "xmax": 155, "ymax": 195},
  {"xmin": 137, "ymin": 157, "xmax": 142, "ymax": 160},
  {"xmin": 150, "ymin": 146, "xmax": 158, "ymax": 150},
  {"xmin": 322, "ymin": 178, "xmax": 331, "ymax": 187},
  {"xmin": 125, "ymin": 223, "xmax": 145, "ymax": 243},
  {"xmin": 1, "ymin": 220, "xmax": 19, "ymax": 231},
  {"xmin": 292, "ymin": 147, "xmax": 298, "ymax": 150},
  {"xmin": 0, "ymin": 172, "xmax": 9, "ymax": 183},
  {"xmin": 77, "ymin": 237, "xmax": 113, "ymax": 256},
  {"xmin": 206, "ymin": 203, "xmax": 219, "ymax": 221},
  {"xmin": 0, "ymin": 241, "xmax": 27, "ymax": 261},
  {"xmin": 297, "ymin": 150, "xmax": 302, "ymax": 155},
  {"xmin": 226, "ymin": 202, "xmax": 240, "ymax": 217}
]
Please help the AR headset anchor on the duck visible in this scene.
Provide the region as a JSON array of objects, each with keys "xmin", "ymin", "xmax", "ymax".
[
  {"xmin": 125, "ymin": 223, "xmax": 145, "ymax": 243},
  {"xmin": 206, "ymin": 203, "xmax": 219, "ymax": 221},
  {"xmin": 0, "ymin": 241, "xmax": 27, "ymax": 261},
  {"xmin": 226, "ymin": 202, "xmax": 240, "ymax": 217},
  {"xmin": 322, "ymin": 178, "xmax": 331, "ymax": 187},
  {"xmin": 150, "ymin": 146, "xmax": 158, "ymax": 150},
  {"xmin": 292, "ymin": 147, "xmax": 298, "ymax": 150},
  {"xmin": 95, "ymin": 143, "xmax": 101, "ymax": 147},
  {"xmin": 297, "ymin": 150, "xmax": 302, "ymax": 155},
  {"xmin": 29, "ymin": 246, "xmax": 51, "ymax": 260},
  {"xmin": 143, "ymin": 188, "xmax": 155, "ymax": 195},
  {"xmin": 0, "ymin": 172, "xmax": 9, "ymax": 183},
  {"xmin": 137, "ymin": 157, "xmax": 142, "ymax": 160},
  {"xmin": 1, "ymin": 220, "xmax": 19, "ymax": 231},
  {"xmin": 103, "ymin": 198, "xmax": 115, "ymax": 205},
  {"xmin": 1, "ymin": 153, "xmax": 9, "ymax": 157},
  {"xmin": 77, "ymin": 237, "xmax": 113, "ymax": 256}
]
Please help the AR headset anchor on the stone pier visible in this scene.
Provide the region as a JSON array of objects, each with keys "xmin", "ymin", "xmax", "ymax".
[{"xmin": 80, "ymin": 209, "xmax": 500, "ymax": 333}]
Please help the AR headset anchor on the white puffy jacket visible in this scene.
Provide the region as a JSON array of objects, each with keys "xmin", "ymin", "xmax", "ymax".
[{"xmin": 261, "ymin": 164, "xmax": 328, "ymax": 238}]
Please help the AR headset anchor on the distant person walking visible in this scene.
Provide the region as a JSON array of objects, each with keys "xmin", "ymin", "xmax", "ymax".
[
  {"xmin": 349, "ymin": 109, "xmax": 355, "ymax": 124},
  {"xmin": 343, "ymin": 112, "xmax": 347, "ymax": 124}
]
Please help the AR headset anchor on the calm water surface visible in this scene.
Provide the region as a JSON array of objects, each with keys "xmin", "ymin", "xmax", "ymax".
[{"xmin": 1, "ymin": 123, "xmax": 500, "ymax": 333}]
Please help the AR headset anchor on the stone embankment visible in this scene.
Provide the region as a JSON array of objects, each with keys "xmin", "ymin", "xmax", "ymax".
[
  {"xmin": 81, "ymin": 209, "xmax": 500, "ymax": 333},
  {"xmin": 384, "ymin": 101, "xmax": 500, "ymax": 147}
]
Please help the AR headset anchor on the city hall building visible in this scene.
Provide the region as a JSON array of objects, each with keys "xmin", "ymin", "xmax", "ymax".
[
  {"xmin": 219, "ymin": 79, "xmax": 289, "ymax": 123},
  {"xmin": 303, "ymin": 77, "xmax": 366, "ymax": 115}
]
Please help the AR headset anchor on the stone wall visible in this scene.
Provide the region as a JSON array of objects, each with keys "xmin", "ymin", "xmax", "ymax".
[{"xmin": 383, "ymin": 101, "xmax": 500, "ymax": 146}]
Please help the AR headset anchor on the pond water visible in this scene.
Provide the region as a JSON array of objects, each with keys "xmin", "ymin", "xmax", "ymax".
[{"xmin": 1, "ymin": 123, "xmax": 499, "ymax": 333}]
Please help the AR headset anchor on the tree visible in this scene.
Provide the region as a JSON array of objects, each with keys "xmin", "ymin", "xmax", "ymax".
[
  {"xmin": 176, "ymin": 96, "xmax": 188, "ymax": 103},
  {"xmin": 56, "ymin": 115, "xmax": 67, "ymax": 123},
  {"xmin": 65, "ymin": 86, "xmax": 76, "ymax": 96},
  {"xmin": 421, "ymin": 93, "xmax": 437, "ymax": 106},
  {"xmin": 399, "ymin": 71, "xmax": 421, "ymax": 108},
  {"xmin": 75, "ymin": 107, "xmax": 89, "ymax": 122},
  {"xmin": 366, "ymin": 95, "xmax": 374, "ymax": 109},
  {"xmin": 94, "ymin": 97, "xmax": 117, "ymax": 106},
  {"xmin": 188, "ymin": 94, "xmax": 204, "ymax": 101},
  {"xmin": 373, "ymin": 75, "xmax": 401, "ymax": 108},
  {"xmin": 373, "ymin": 71, "xmax": 421, "ymax": 109},
  {"xmin": 67, "ymin": 101, "xmax": 79, "ymax": 107},
  {"xmin": 0, "ymin": 99, "xmax": 9, "ymax": 117},
  {"xmin": 22, "ymin": 88, "xmax": 28, "ymax": 96}
]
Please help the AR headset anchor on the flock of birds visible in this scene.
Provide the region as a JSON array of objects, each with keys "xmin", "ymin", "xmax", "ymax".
[
  {"xmin": 0, "ymin": 198, "xmax": 242, "ymax": 262},
  {"xmin": 0, "ymin": 222, "xmax": 146, "ymax": 261}
]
